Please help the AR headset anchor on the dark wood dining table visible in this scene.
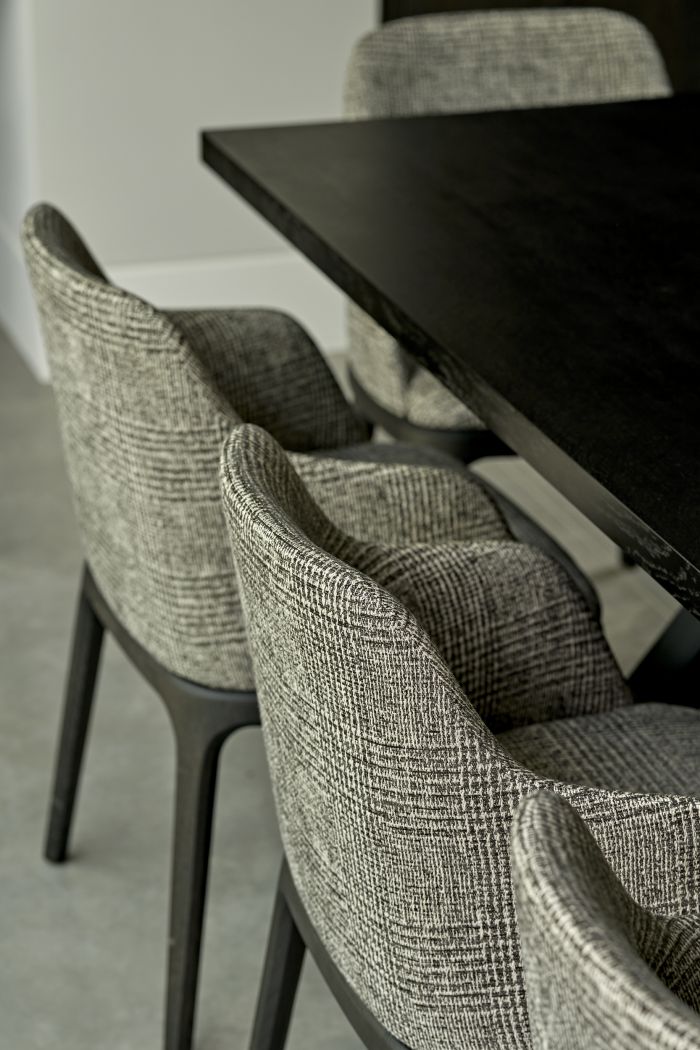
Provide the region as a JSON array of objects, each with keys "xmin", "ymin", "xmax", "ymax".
[{"xmin": 202, "ymin": 95, "xmax": 700, "ymax": 618}]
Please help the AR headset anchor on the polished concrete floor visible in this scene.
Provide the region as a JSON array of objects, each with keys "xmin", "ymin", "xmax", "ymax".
[{"xmin": 0, "ymin": 330, "xmax": 677, "ymax": 1049}]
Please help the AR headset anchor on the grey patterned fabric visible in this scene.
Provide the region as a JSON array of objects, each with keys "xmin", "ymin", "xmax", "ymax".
[
  {"xmin": 295, "ymin": 453, "xmax": 510, "ymax": 548},
  {"xmin": 512, "ymin": 792, "xmax": 700, "ymax": 1050},
  {"xmin": 305, "ymin": 445, "xmax": 602, "ymax": 618},
  {"xmin": 22, "ymin": 202, "xmax": 524, "ymax": 692},
  {"xmin": 344, "ymin": 8, "xmax": 671, "ymax": 431},
  {"xmin": 351, "ymin": 537, "xmax": 628, "ymax": 732},
  {"xmin": 220, "ymin": 423, "xmax": 700, "ymax": 1050},
  {"xmin": 168, "ymin": 307, "xmax": 367, "ymax": 453},
  {"xmin": 501, "ymin": 703, "xmax": 700, "ymax": 794}
]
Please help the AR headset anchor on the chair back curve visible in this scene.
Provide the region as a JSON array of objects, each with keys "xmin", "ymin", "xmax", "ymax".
[
  {"xmin": 221, "ymin": 423, "xmax": 514, "ymax": 1048},
  {"xmin": 512, "ymin": 791, "xmax": 700, "ymax": 1050},
  {"xmin": 220, "ymin": 423, "xmax": 700, "ymax": 1050},
  {"xmin": 22, "ymin": 204, "xmax": 248, "ymax": 688},
  {"xmin": 343, "ymin": 7, "xmax": 672, "ymax": 426},
  {"xmin": 22, "ymin": 203, "xmax": 363, "ymax": 690}
]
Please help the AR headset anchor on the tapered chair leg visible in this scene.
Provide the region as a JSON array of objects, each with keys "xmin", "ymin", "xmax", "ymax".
[
  {"xmin": 164, "ymin": 690, "xmax": 259, "ymax": 1050},
  {"xmin": 44, "ymin": 565, "xmax": 105, "ymax": 863},
  {"xmin": 249, "ymin": 868, "xmax": 306, "ymax": 1050}
]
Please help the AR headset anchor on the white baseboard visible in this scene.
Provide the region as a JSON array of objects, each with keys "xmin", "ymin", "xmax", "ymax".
[
  {"xmin": 111, "ymin": 249, "xmax": 348, "ymax": 357},
  {"xmin": 1, "ymin": 243, "xmax": 349, "ymax": 383}
]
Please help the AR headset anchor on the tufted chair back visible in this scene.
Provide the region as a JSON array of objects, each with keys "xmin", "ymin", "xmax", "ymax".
[
  {"xmin": 512, "ymin": 791, "xmax": 700, "ymax": 1050},
  {"xmin": 221, "ymin": 423, "xmax": 700, "ymax": 1050},
  {"xmin": 343, "ymin": 8, "xmax": 672, "ymax": 427},
  {"xmin": 22, "ymin": 203, "xmax": 367, "ymax": 690}
]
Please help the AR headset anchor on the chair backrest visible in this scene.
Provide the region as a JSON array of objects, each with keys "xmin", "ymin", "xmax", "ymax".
[
  {"xmin": 512, "ymin": 791, "xmax": 700, "ymax": 1050},
  {"xmin": 344, "ymin": 8, "xmax": 671, "ymax": 118},
  {"xmin": 221, "ymin": 422, "xmax": 509, "ymax": 1046},
  {"xmin": 220, "ymin": 423, "xmax": 683, "ymax": 1050},
  {"xmin": 22, "ymin": 203, "xmax": 361, "ymax": 690},
  {"xmin": 343, "ymin": 8, "xmax": 672, "ymax": 417}
]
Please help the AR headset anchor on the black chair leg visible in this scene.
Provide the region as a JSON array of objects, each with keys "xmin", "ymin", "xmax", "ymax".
[
  {"xmin": 249, "ymin": 868, "xmax": 306, "ymax": 1050},
  {"xmin": 164, "ymin": 690, "xmax": 258, "ymax": 1050},
  {"xmin": 47, "ymin": 565, "xmax": 261, "ymax": 1050},
  {"xmin": 44, "ymin": 565, "xmax": 104, "ymax": 863}
]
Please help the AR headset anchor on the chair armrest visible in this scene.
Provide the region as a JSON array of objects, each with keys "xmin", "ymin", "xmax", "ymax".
[
  {"xmin": 290, "ymin": 452, "xmax": 624, "ymax": 732},
  {"xmin": 561, "ymin": 785, "xmax": 700, "ymax": 916},
  {"xmin": 478, "ymin": 477, "xmax": 600, "ymax": 621},
  {"xmin": 290, "ymin": 452, "xmax": 511, "ymax": 546},
  {"xmin": 362, "ymin": 539, "xmax": 630, "ymax": 732},
  {"xmin": 168, "ymin": 308, "xmax": 370, "ymax": 451},
  {"xmin": 510, "ymin": 789, "xmax": 700, "ymax": 1050}
]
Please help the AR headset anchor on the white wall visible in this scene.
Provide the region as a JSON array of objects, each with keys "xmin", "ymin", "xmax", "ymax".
[
  {"xmin": 2, "ymin": 1, "xmax": 376, "ymax": 378},
  {"xmin": 0, "ymin": 0, "xmax": 42, "ymax": 371}
]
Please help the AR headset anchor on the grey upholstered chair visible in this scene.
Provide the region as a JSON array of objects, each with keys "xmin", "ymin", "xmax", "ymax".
[
  {"xmin": 344, "ymin": 8, "xmax": 671, "ymax": 460},
  {"xmin": 220, "ymin": 423, "xmax": 700, "ymax": 1050},
  {"xmin": 512, "ymin": 791, "xmax": 700, "ymax": 1049},
  {"xmin": 23, "ymin": 203, "xmax": 594, "ymax": 1050}
]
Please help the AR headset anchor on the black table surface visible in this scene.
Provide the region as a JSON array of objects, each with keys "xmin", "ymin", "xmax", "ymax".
[{"xmin": 202, "ymin": 96, "xmax": 700, "ymax": 614}]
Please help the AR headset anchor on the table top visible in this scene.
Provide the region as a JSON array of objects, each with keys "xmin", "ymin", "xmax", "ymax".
[{"xmin": 202, "ymin": 95, "xmax": 700, "ymax": 614}]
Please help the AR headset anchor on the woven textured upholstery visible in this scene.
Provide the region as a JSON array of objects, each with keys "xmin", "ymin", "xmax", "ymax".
[
  {"xmin": 501, "ymin": 704, "xmax": 700, "ymax": 793},
  {"xmin": 512, "ymin": 792, "xmax": 700, "ymax": 1049},
  {"xmin": 220, "ymin": 423, "xmax": 700, "ymax": 1050},
  {"xmin": 23, "ymin": 202, "xmax": 529, "ymax": 692},
  {"xmin": 299, "ymin": 447, "xmax": 601, "ymax": 622},
  {"xmin": 295, "ymin": 452, "xmax": 510, "ymax": 547},
  {"xmin": 22, "ymin": 205, "xmax": 362, "ymax": 689},
  {"xmin": 168, "ymin": 308, "xmax": 366, "ymax": 453},
  {"xmin": 345, "ymin": 535, "xmax": 628, "ymax": 733},
  {"xmin": 344, "ymin": 8, "xmax": 671, "ymax": 431},
  {"xmin": 240, "ymin": 427, "xmax": 623, "ymax": 733}
]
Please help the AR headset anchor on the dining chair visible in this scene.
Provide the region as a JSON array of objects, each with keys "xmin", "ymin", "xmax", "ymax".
[
  {"xmin": 512, "ymin": 791, "xmax": 700, "ymax": 1049},
  {"xmin": 220, "ymin": 423, "xmax": 700, "ymax": 1050},
  {"xmin": 343, "ymin": 7, "xmax": 671, "ymax": 461},
  {"xmin": 23, "ymin": 202, "xmax": 598, "ymax": 1050}
]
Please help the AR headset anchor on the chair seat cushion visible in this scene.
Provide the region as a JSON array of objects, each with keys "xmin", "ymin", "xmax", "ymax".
[{"xmin": 500, "ymin": 702, "xmax": 700, "ymax": 796}]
